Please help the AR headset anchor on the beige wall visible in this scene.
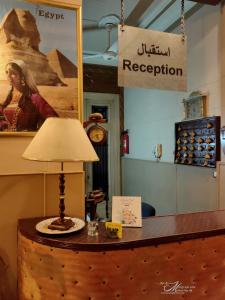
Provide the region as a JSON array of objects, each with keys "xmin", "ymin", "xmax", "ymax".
[
  {"xmin": 218, "ymin": 162, "xmax": 225, "ymax": 209},
  {"xmin": 0, "ymin": 2, "xmax": 84, "ymax": 299},
  {"xmin": 0, "ymin": 137, "xmax": 85, "ymax": 299}
]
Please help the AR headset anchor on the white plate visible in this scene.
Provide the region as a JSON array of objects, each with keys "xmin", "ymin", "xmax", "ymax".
[{"xmin": 36, "ymin": 217, "xmax": 85, "ymax": 235}]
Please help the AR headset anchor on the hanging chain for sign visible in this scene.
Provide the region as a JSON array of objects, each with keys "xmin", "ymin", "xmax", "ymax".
[
  {"xmin": 180, "ymin": 0, "xmax": 185, "ymax": 41},
  {"xmin": 120, "ymin": 0, "xmax": 125, "ymax": 31}
]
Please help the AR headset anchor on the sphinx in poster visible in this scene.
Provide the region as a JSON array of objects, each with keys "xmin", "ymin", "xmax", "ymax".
[{"xmin": 0, "ymin": 2, "xmax": 79, "ymax": 132}]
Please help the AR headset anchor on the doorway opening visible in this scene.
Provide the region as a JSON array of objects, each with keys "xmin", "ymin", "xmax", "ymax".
[{"xmin": 84, "ymin": 92, "xmax": 121, "ymax": 219}]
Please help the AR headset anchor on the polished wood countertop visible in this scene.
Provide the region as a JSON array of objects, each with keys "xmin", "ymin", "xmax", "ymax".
[{"xmin": 18, "ymin": 210, "xmax": 225, "ymax": 251}]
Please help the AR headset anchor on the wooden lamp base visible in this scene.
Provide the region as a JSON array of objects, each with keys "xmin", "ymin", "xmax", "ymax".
[{"xmin": 47, "ymin": 169, "xmax": 74, "ymax": 231}]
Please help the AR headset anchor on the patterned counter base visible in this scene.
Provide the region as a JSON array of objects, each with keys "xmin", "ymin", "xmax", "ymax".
[{"xmin": 18, "ymin": 216, "xmax": 225, "ymax": 299}]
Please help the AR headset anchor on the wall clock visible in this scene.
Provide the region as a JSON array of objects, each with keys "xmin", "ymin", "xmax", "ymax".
[{"xmin": 87, "ymin": 125, "xmax": 107, "ymax": 144}]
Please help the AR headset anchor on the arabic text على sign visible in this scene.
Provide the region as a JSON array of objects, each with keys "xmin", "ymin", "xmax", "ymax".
[{"xmin": 118, "ymin": 26, "xmax": 187, "ymax": 92}]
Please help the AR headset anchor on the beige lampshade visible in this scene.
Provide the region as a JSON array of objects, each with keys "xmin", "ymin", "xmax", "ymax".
[{"xmin": 23, "ymin": 117, "xmax": 99, "ymax": 162}]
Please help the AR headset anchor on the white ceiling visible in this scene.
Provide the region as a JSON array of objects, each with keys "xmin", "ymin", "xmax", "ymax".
[
  {"xmin": 82, "ymin": 0, "xmax": 139, "ymax": 63},
  {"xmin": 82, "ymin": 0, "xmax": 214, "ymax": 66}
]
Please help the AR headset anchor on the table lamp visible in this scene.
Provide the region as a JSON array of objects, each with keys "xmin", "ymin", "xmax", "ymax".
[{"xmin": 22, "ymin": 117, "xmax": 99, "ymax": 231}]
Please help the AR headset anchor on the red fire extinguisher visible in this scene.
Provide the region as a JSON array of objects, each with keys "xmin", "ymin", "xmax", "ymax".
[{"xmin": 122, "ymin": 130, "xmax": 129, "ymax": 154}]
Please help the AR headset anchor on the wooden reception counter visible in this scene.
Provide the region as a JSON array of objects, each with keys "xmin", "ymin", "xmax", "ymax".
[{"xmin": 18, "ymin": 210, "xmax": 225, "ymax": 300}]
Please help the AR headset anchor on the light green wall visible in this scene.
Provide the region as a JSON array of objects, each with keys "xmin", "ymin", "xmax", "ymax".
[
  {"xmin": 124, "ymin": 4, "xmax": 220, "ymax": 163},
  {"xmin": 122, "ymin": 4, "xmax": 221, "ymax": 215},
  {"xmin": 124, "ymin": 88, "xmax": 184, "ymax": 162},
  {"xmin": 122, "ymin": 158, "xmax": 217, "ymax": 216}
]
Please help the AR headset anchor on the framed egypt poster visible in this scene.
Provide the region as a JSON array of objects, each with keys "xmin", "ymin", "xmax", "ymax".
[
  {"xmin": 112, "ymin": 196, "xmax": 142, "ymax": 227},
  {"xmin": 0, "ymin": 0, "xmax": 83, "ymax": 136}
]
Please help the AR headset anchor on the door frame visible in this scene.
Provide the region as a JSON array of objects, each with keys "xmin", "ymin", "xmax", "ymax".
[{"xmin": 84, "ymin": 92, "xmax": 121, "ymax": 210}]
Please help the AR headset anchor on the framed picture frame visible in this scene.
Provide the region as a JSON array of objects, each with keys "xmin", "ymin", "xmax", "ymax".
[
  {"xmin": 183, "ymin": 92, "xmax": 207, "ymax": 120},
  {"xmin": 112, "ymin": 196, "xmax": 142, "ymax": 227},
  {"xmin": 0, "ymin": 0, "xmax": 83, "ymax": 136}
]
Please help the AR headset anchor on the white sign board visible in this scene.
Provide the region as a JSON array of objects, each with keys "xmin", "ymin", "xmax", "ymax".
[
  {"xmin": 118, "ymin": 25, "xmax": 187, "ymax": 91},
  {"xmin": 112, "ymin": 196, "xmax": 142, "ymax": 227}
]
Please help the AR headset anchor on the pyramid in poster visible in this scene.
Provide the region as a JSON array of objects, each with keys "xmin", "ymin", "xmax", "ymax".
[
  {"xmin": 0, "ymin": 8, "xmax": 64, "ymax": 86},
  {"xmin": 47, "ymin": 49, "xmax": 77, "ymax": 78}
]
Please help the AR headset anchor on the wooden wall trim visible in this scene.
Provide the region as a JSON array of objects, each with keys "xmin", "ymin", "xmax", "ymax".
[
  {"xmin": 83, "ymin": 63, "xmax": 124, "ymax": 136},
  {"xmin": 189, "ymin": 0, "xmax": 221, "ymax": 5},
  {"xmin": 83, "ymin": 63, "xmax": 121, "ymax": 94}
]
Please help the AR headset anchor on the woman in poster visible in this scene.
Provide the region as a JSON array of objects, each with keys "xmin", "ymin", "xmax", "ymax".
[{"xmin": 0, "ymin": 59, "xmax": 58, "ymax": 132}]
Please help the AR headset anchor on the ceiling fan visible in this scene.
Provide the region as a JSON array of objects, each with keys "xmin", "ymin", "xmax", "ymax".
[{"xmin": 83, "ymin": 14, "xmax": 120, "ymax": 61}]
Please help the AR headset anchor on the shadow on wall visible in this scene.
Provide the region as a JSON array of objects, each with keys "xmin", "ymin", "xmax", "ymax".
[{"xmin": 0, "ymin": 250, "xmax": 15, "ymax": 300}]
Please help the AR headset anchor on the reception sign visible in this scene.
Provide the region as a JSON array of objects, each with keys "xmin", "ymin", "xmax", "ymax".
[{"xmin": 118, "ymin": 25, "xmax": 187, "ymax": 91}]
